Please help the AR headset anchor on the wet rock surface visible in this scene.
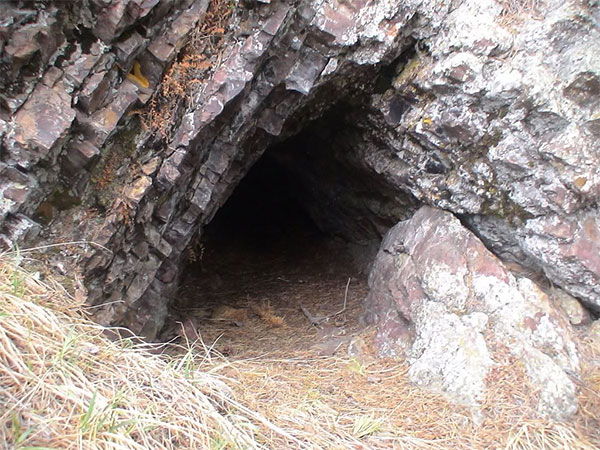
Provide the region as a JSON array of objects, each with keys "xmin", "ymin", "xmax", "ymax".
[{"xmin": 0, "ymin": 1, "xmax": 598, "ymax": 421}]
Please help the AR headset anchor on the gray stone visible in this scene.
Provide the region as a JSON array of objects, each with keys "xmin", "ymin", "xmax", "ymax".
[
  {"xmin": 365, "ymin": 206, "xmax": 580, "ymax": 420},
  {"xmin": 114, "ymin": 31, "xmax": 148, "ymax": 68},
  {"xmin": 77, "ymin": 68, "xmax": 118, "ymax": 114},
  {"xmin": 64, "ymin": 141, "xmax": 101, "ymax": 173},
  {"xmin": 551, "ymin": 288, "xmax": 592, "ymax": 326},
  {"xmin": 0, "ymin": 0, "xmax": 597, "ymax": 385}
]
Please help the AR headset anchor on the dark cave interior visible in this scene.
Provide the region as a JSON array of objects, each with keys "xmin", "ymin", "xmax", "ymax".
[
  {"xmin": 166, "ymin": 140, "xmax": 374, "ymax": 353},
  {"xmin": 184, "ymin": 105, "xmax": 418, "ymax": 302},
  {"xmin": 200, "ymin": 147, "xmax": 324, "ymax": 260},
  {"xmin": 176, "ymin": 141, "xmax": 363, "ymax": 315},
  {"xmin": 165, "ymin": 118, "xmax": 408, "ymax": 344},
  {"xmin": 160, "ymin": 100, "xmax": 424, "ymax": 349}
]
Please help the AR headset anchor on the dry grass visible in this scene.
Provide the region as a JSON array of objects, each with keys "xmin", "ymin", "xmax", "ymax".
[
  {"xmin": 250, "ymin": 301, "xmax": 286, "ymax": 327},
  {"xmin": 498, "ymin": 0, "xmax": 541, "ymax": 14},
  {"xmin": 497, "ymin": 0, "xmax": 543, "ymax": 26},
  {"xmin": 0, "ymin": 252, "xmax": 261, "ymax": 449},
  {"xmin": 220, "ymin": 342, "xmax": 600, "ymax": 449},
  {"xmin": 173, "ymin": 224, "xmax": 600, "ymax": 449},
  {"xmin": 1, "ymin": 247, "xmax": 599, "ymax": 449}
]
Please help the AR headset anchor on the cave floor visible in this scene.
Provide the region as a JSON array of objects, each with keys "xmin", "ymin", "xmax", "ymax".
[
  {"xmin": 159, "ymin": 226, "xmax": 489, "ymax": 447},
  {"xmin": 164, "ymin": 226, "xmax": 370, "ymax": 360}
]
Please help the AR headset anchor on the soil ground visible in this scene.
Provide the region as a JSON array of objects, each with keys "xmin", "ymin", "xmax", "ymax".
[
  {"xmin": 159, "ymin": 214, "xmax": 600, "ymax": 449},
  {"xmin": 163, "ymin": 150, "xmax": 373, "ymax": 360},
  {"xmin": 167, "ymin": 207, "xmax": 370, "ymax": 360},
  {"xmin": 164, "ymin": 211, "xmax": 482, "ymax": 448}
]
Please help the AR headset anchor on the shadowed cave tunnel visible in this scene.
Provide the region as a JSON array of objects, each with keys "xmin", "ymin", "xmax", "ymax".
[{"xmin": 161, "ymin": 110, "xmax": 420, "ymax": 356}]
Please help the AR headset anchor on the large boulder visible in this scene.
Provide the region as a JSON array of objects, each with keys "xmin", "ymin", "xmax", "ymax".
[{"xmin": 365, "ymin": 206, "xmax": 580, "ymax": 420}]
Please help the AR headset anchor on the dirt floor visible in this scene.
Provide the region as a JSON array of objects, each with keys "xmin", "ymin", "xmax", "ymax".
[
  {"xmin": 159, "ymin": 221, "xmax": 600, "ymax": 448},
  {"xmin": 164, "ymin": 212, "xmax": 370, "ymax": 361},
  {"xmin": 160, "ymin": 148, "xmax": 375, "ymax": 361}
]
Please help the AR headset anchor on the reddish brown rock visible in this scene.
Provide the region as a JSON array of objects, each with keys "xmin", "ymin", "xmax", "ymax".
[
  {"xmin": 78, "ymin": 69, "xmax": 119, "ymax": 115},
  {"xmin": 0, "ymin": 0, "xmax": 597, "ymax": 367},
  {"xmin": 114, "ymin": 31, "xmax": 148, "ymax": 68},
  {"xmin": 93, "ymin": 0, "xmax": 159, "ymax": 44},
  {"xmin": 11, "ymin": 84, "xmax": 75, "ymax": 166},
  {"xmin": 522, "ymin": 211, "xmax": 600, "ymax": 311},
  {"xmin": 80, "ymin": 81, "xmax": 140, "ymax": 147},
  {"xmin": 64, "ymin": 142, "xmax": 101, "ymax": 173},
  {"xmin": 365, "ymin": 206, "xmax": 580, "ymax": 420}
]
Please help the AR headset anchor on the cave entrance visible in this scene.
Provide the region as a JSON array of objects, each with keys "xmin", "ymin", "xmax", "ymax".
[{"xmin": 164, "ymin": 140, "xmax": 373, "ymax": 358}]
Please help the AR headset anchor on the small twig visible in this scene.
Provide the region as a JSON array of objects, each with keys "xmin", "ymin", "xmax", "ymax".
[
  {"xmin": 300, "ymin": 277, "xmax": 352, "ymax": 326},
  {"xmin": 81, "ymin": 300, "xmax": 125, "ymax": 310},
  {"xmin": 0, "ymin": 240, "xmax": 112, "ymax": 255},
  {"xmin": 300, "ymin": 304, "xmax": 327, "ymax": 326},
  {"xmin": 333, "ymin": 277, "xmax": 351, "ymax": 317}
]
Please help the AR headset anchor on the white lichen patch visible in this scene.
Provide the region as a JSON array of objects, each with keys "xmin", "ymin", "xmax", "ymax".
[{"xmin": 409, "ymin": 301, "xmax": 493, "ymax": 405}]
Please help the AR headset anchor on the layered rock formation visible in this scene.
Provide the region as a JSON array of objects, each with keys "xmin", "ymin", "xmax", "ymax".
[{"xmin": 1, "ymin": 0, "xmax": 598, "ymax": 416}]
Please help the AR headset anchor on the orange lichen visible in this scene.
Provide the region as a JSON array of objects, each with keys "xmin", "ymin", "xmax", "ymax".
[
  {"xmin": 574, "ymin": 176, "xmax": 587, "ymax": 190},
  {"xmin": 126, "ymin": 61, "xmax": 150, "ymax": 89}
]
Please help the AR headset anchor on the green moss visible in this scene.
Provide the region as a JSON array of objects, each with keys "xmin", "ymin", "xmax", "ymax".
[
  {"xmin": 496, "ymin": 106, "xmax": 509, "ymax": 120},
  {"xmin": 462, "ymin": 143, "xmax": 533, "ymax": 225},
  {"xmin": 459, "ymin": 130, "xmax": 503, "ymax": 171},
  {"xmin": 479, "ymin": 130, "xmax": 503, "ymax": 153},
  {"xmin": 393, "ymin": 55, "xmax": 422, "ymax": 88},
  {"xmin": 480, "ymin": 189, "xmax": 534, "ymax": 224},
  {"xmin": 48, "ymin": 188, "xmax": 81, "ymax": 210},
  {"xmin": 90, "ymin": 118, "xmax": 142, "ymax": 208},
  {"xmin": 157, "ymin": 192, "xmax": 170, "ymax": 208}
]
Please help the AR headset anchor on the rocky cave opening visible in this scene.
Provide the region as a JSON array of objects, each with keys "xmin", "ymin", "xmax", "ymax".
[{"xmin": 159, "ymin": 121, "xmax": 393, "ymax": 357}]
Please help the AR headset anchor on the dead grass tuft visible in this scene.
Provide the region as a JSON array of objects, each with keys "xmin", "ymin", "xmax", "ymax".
[
  {"xmin": 497, "ymin": 0, "xmax": 543, "ymax": 26},
  {"xmin": 142, "ymin": 0, "xmax": 235, "ymax": 139},
  {"xmin": 250, "ymin": 301, "xmax": 286, "ymax": 327},
  {"xmin": 575, "ymin": 331, "xmax": 600, "ymax": 439},
  {"xmin": 220, "ymin": 339, "xmax": 600, "ymax": 449},
  {"xmin": 1, "ymin": 246, "xmax": 599, "ymax": 449}
]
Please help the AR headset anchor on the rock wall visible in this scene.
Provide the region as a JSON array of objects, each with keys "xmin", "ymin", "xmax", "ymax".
[
  {"xmin": 359, "ymin": 0, "xmax": 600, "ymax": 312},
  {"xmin": 1, "ymin": 0, "xmax": 598, "ymax": 350}
]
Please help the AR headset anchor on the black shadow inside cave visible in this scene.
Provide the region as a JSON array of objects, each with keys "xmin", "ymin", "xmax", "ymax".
[
  {"xmin": 201, "ymin": 151, "xmax": 324, "ymax": 261},
  {"xmin": 172, "ymin": 146, "xmax": 366, "ymax": 321},
  {"xmin": 164, "ymin": 108, "xmax": 414, "ymax": 347},
  {"xmin": 164, "ymin": 139, "xmax": 376, "ymax": 356}
]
